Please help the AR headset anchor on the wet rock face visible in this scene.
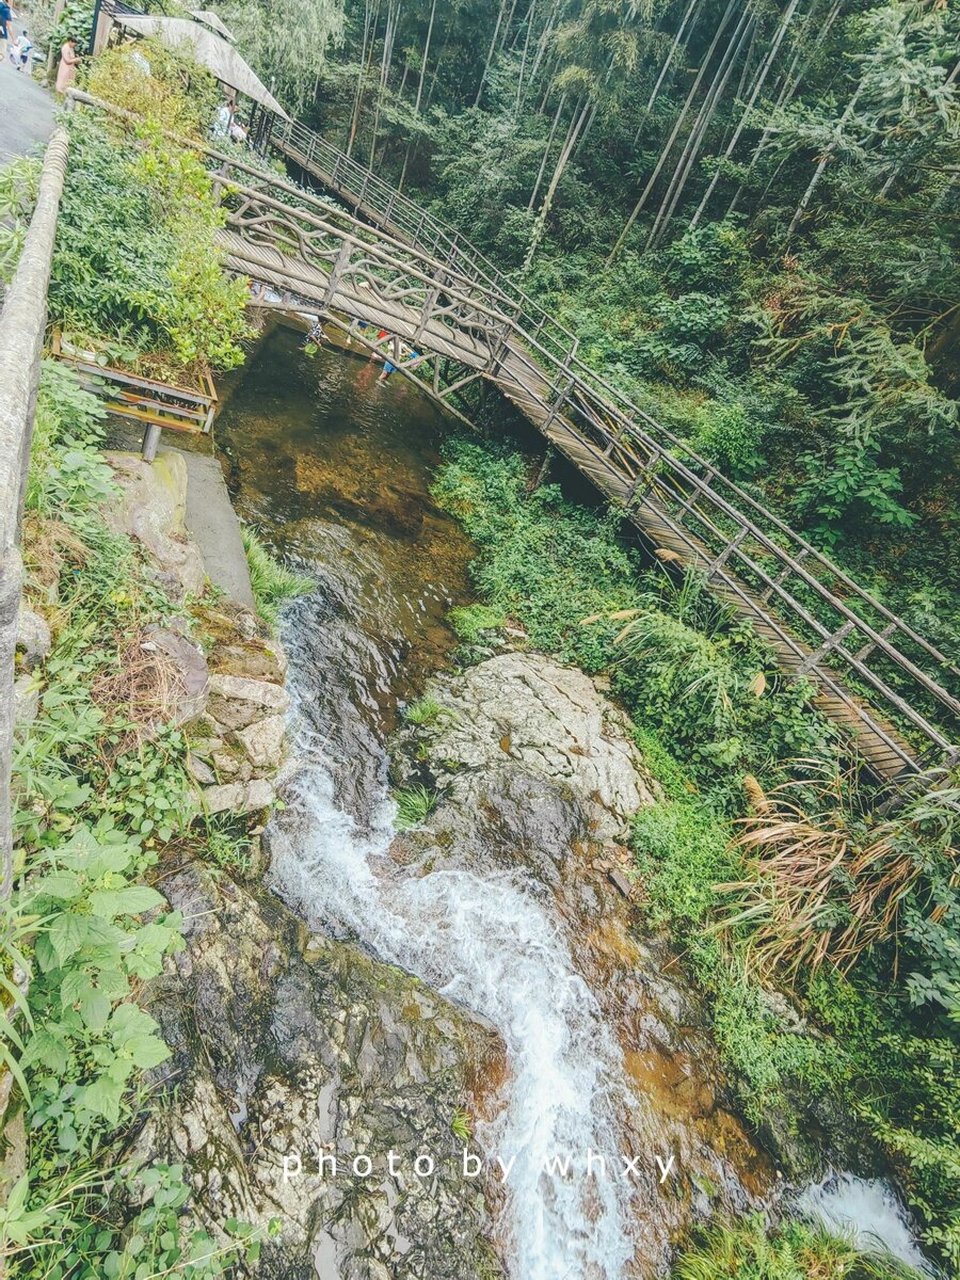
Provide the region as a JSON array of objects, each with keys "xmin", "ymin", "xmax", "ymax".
[
  {"xmin": 416, "ymin": 653, "xmax": 658, "ymax": 843},
  {"xmin": 391, "ymin": 653, "xmax": 778, "ymax": 1259},
  {"xmin": 136, "ymin": 862, "xmax": 504, "ymax": 1280}
]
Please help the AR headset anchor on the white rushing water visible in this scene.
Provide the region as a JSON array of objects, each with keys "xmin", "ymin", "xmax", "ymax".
[
  {"xmin": 269, "ymin": 755, "xmax": 637, "ymax": 1280},
  {"xmin": 797, "ymin": 1173, "xmax": 938, "ymax": 1276}
]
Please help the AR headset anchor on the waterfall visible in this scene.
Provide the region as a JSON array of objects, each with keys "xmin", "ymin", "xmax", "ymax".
[{"xmin": 269, "ymin": 747, "xmax": 638, "ymax": 1280}]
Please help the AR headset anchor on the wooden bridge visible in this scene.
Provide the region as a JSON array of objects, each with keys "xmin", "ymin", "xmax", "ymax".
[{"xmin": 65, "ymin": 98, "xmax": 960, "ymax": 783}]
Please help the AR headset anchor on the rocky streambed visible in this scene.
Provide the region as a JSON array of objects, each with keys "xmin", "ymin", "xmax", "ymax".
[{"xmin": 132, "ymin": 329, "xmax": 932, "ymax": 1279}]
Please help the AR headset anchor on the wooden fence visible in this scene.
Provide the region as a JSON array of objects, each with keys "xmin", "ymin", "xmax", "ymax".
[
  {"xmin": 26, "ymin": 97, "xmax": 960, "ymax": 785},
  {"xmin": 265, "ymin": 117, "xmax": 960, "ymax": 781}
]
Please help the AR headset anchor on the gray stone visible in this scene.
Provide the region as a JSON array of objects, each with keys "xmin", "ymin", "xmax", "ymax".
[
  {"xmin": 15, "ymin": 605, "xmax": 51, "ymax": 669},
  {"xmin": 236, "ymin": 714, "xmax": 286, "ymax": 771},
  {"xmin": 141, "ymin": 626, "xmax": 209, "ymax": 726},
  {"xmin": 186, "ymin": 754, "xmax": 216, "ymax": 786},
  {"xmin": 424, "ymin": 652, "xmax": 656, "ymax": 841},
  {"xmin": 13, "ymin": 674, "xmax": 38, "ymax": 729},
  {"xmin": 206, "ymin": 673, "xmax": 290, "ymax": 731},
  {"xmin": 105, "ymin": 451, "xmax": 206, "ymax": 602},
  {"xmin": 211, "ymin": 748, "xmax": 243, "ymax": 780},
  {"xmin": 130, "ymin": 862, "xmax": 503, "ymax": 1280},
  {"xmin": 202, "ymin": 779, "xmax": 276, "ymax": 815}
]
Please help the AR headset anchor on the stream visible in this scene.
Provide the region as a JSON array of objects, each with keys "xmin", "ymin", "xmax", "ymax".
[{"xmin": 214, "ymin": 325, "xmax": 935, "ymax": 1279}]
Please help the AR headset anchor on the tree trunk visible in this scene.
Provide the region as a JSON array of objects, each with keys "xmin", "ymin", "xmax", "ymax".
[
  {"xmin": 529, "ymin": 0, "xmax": 560, "ymax": 90},
  {"xmin": 787, "ymin": 84, "xmax": 862, "ymax": 238},
  {"xmin": 528, "ymin": 91, "xmax": 566, "ymax": 211},
  {"xmin": 691, "ymin": 0, "xmax": 803, "ymax": 229},
  {"xmin": 475, "ymin": 0, "xmax": 509, "ymax": 107},
  {"xmin": 727, "ymin": 0, "xmax": 841, "ymax": 216},
  {"xmin": 635, "ymin": 0, "xmax": 699, "ymax": 140},
  {"xmin": 515, "ymin": 0, "xmax": 537, "ymax": 111},
  {"xmin": 346, "ymin": 0, "xmax": 378, "ymax": 157},
  {"xmin": 524, "ymin": 96, "xmax": 590, "ymax": 271},
  {"xmin": 414, "ymin": 0, "xmax": 437, "ymax": 113},
  {"xmin": 607, "ymin": 0, "xmax": 737, "ymax": 265},
  {"xmin": 368, "ymin": 0, "xmax": 401, "ymax": 169},
  {"xmin": 648, "ymin": 4, "xmax": 753, "ymax": 249}
]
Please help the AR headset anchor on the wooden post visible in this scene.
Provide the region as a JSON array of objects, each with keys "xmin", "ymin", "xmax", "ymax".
[
  {"xmin": 705, "ymin": 527, "xmax": 748, "ymax": 581},
  {"xmin": 626, "ymin": 448, "xmax": 663, "ymax": 507},
  {"xmin": 542, "ymin": 371, "xmax": 575, "ymax": 432},
  {"xmin": 759, "ymin": 548, "xmax": 808, "ymax": 604},
  {"xmin": 796, "ymin": 620, "xmax": 857, "ymax": 677},
  {"xmin": 141, "ymin": 422, "xmax": 162, "ymax": 462},
  {"xmin": 324, "ymin": 240, "xmax": 352, "ymax": 309},
  {"xmin": 414, "ymin": 281, "xmax": 443, "ymax": 344},
  {"xmin": 854, "ymin": 622, "xmax": 897, "ymax": 664}
]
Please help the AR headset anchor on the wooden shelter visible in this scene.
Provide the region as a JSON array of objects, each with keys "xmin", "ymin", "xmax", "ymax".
[{"xmin": 112, "ymin": 14, "xmax": 289, "ymax": 118}]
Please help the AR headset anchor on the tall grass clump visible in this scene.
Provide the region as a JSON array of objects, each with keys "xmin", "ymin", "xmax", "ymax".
[{"xmin": 240, "ymin": 526, "xmax": 313, "ymax": 628}]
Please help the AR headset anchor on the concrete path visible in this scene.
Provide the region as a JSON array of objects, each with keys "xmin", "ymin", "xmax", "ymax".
[
  {"xmin": 0, "ymin": 59, "xmax": 55, "ymax": 165},
  {"xmin": 168, "ymin": 447, "xmax": 256, "ymax": 610}
]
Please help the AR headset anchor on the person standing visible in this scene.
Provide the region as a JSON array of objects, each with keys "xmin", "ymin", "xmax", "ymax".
[
  {"xmin": 55, "ymin": 36, "xmax": 80, "ymax": 94},
  {"xmin": 0, "ymin": 2, "xmax": 12, "ymax": 56}
]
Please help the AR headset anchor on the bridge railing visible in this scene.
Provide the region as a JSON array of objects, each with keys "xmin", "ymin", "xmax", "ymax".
[
  {"xmin": 270, "ymin": 118, "xmax": 577, "ymax": 364},
  {"xmin": 65, "ymin": 94, "xmax": 960, "ymax": 775},
  {"xmin": 263, "ymin": 118, "xmax": 960, "ymax": 772}
]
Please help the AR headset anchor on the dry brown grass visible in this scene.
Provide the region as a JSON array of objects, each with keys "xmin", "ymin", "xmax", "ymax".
[
  {"xmin": 719, "ymin": 770, "xmax": 960, "ymax": 978},
  {"xmin": 21, "ymin": 513, "xmax": 90, "ymax": 608},
  {"xmin": 91, "ymin": 631, "xmax": 183, "ymax": 765}
]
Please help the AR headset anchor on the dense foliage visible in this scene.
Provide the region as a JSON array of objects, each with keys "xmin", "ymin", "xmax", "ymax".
[
  {"xmin": 50, "ymin": 45, "xmax": 249, "ymax": 385},
  {"xmin": 0, "ymin": 51, "xmax": 294, "ymax": 1265},
  {"xmin": 4, "ymin": 364, "xmax": 272, "ymax": 1275},
  {"xmin": 432, "ymin": 433, "xmax": 960, "ymax": 1269},
  {"xmin": 300, "ymin": 0, "xmax": 960, "ymax": 642}
]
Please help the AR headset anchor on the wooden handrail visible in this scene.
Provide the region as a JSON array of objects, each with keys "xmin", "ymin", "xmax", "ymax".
[{"xmin": 57, "ymin": 94, "xmax": 960, "ymax": 774}]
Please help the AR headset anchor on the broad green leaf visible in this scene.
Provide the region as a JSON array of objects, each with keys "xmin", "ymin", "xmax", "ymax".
[
  {"xmin": 49, "ymin": 912, "xmax": 91, "ymax": 965},
  {"xmin": 88, "ymin": 886, "xmax": 164, "ymax": 919},
  {"xmin": 79, "ymin": 985, "xmax": 111, "ymax": 1032},
  {"xmin": 32, "ymin": 870, "xmax": 83, "ymax": 901},
  {"xmin": 126, "ymin": 1033, "xmax": 170, "ymax": 1070},
  {"xmin": 81, "ymin": 1075, "xmax": 124, "ymax": 1125}
]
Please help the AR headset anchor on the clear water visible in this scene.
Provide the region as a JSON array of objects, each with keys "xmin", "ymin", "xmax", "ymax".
[{"xmin": 215, "ymin": 325, "xmax": 935, "ymax": 1280}]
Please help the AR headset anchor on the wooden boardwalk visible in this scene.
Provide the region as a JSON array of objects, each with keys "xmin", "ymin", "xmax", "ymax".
[
  {"xmin": 208, "ymin": 123, "xmax": 960, "ymax": 783},
  {"xmin": 60, "ymin": 97, "xmax": 958, "ymax": 786}
]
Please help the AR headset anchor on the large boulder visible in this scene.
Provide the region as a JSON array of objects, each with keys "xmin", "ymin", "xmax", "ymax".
[
  {"xmin": 133, "ymin": 862, "xmax": 504, "ymax": 1280},
  {"xmin": 416, "ymin": 652, "xmax": 656, "ymax": 842}
]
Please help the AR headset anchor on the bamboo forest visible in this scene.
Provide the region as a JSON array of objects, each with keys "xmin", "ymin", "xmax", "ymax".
[{"xmin": 2, "ymin": 1, "xmax": 960, "ymax": 1279}]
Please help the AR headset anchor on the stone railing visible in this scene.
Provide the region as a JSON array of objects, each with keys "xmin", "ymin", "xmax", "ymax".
[{"xmin": 0, "ymin": 127, "xmax": 70, "ymax": 894}]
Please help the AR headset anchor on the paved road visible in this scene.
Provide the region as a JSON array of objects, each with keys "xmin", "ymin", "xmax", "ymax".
[{"xmin": 0, "ymin": 56, "xmax": 55, "ymax": 165}]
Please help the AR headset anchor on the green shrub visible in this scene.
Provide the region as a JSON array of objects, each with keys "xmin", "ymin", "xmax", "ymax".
[
  {"xmin": 404, "ymin": 696, "xmax": 454, "ymax": 726},
  {"xmin": 447, "ymin": 603, "xmax": 505, "ymax": 643},
  {"xmin": 393, "ymin": 784, "xmax": 437, "ymax": 829},
  {"xmin": 631, "ymin": 798, "xmax": 735, "ymax": 930},
  {"xmin": 241, "ymin": 525, "xmax": 313, "ymax": 629},
  {"xmin": 691, "ymin": 400, "xmax": 766, "ymax": 478},
  {"xmin": 52, "ymin": 107, "xmax": 250, "ymax": 382},
  {"xmin": 674, "ymin": 1215, "xmax": 925, "ymax": 1279}
]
